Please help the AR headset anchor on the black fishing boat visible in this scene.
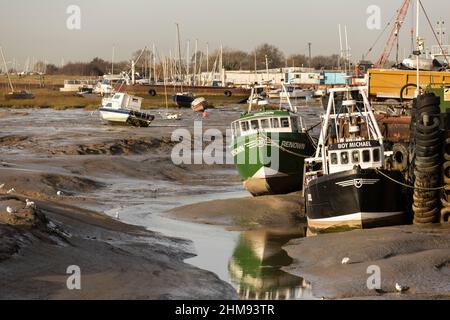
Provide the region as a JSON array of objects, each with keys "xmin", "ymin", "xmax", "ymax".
[{"xmin": 303, "ymin": 86, "xmax": 408, "ymax": 234}]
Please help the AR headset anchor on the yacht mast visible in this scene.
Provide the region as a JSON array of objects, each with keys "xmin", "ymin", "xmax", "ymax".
[
  {"xmin": 0, "ymin": 47, "xmax": 15, "ymax": 92},
  {"xmin": 175, "ymin": 23, "xmax": 183, "ymax": 91},
  {"xmin": 415, "ymin": 0, "xmax": 420, "ymax": 97}
]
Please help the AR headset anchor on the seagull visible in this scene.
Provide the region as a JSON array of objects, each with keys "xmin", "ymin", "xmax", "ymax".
[
  {"xmin": 341, "ymin": 257, "xmax": 351, "ymax": 265},
  {"xmin": 57, "ymin": 191, "xmax": 63, "ymax": 196},
  {"xmin": 7, "ymin": 188, "xmax": 15, "ymax": 194},
  {"xmin": 395, "ymin": 283, "xmax": 409, "ymax": 293},
  {"xmin": 0, "ymin": 183, "xmax": 5, "ymax": 189},
  {"xmin": 115, "ymin": 212, "xmax": 120, "ymax": 220},
  {"xmin": 6, "ymin": 206, "xmax": 16, "ymax": 214},
  {"xmin": 25, "ymin": 199, "xmax": 35, "ymax": 209}
]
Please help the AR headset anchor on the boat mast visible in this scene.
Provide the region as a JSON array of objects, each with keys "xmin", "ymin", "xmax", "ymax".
[
  {"xmin": 0, "ymin": 47, "xmax": 15, "ymax": 93},
  {"xmin": 194, "ymin": 39, "xmax": 198, "ymax": 86},
  {"xmin": 186, "ymin": 40, "xmax": 190, "ymax": 86},
  {"xmin": 175, "ymin": 23, "xmax": 183, "ymax": 91},
  {"xmin": 415, "ymin": 0, "xmax": 420, "ymax": 97},
  {"xmin": 153, "ymin": 43, "xmax": 156, "ymax": 83}
]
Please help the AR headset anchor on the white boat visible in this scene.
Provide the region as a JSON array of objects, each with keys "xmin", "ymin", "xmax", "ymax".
[
  {"xmin": 191, "ymin": 97, "xmax": 208, "ymax": 112},
  {"xmin": 160, "ymin": 111, "xmax": 182, "ymax": 120},
  {"xmin": 60, "ymin": 79, "xmax": 98, "ymax": 92},
  {"xmin": 99, "ymin": 92, "xmax": 154, "ymax": 127},
  {"xmin": 280, "ymin": 87, "xmax": 314, "ymax": 99}
]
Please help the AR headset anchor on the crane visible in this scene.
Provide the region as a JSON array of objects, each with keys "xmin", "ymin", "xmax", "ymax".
[{"xmin": 375, "ymin": 0, "xmax": 411, "ymax": 68}]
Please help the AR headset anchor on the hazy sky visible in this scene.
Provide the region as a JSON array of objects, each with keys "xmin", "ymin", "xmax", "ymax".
[{"xmin": 0, "ymin": 0, "xmax": 449, "ymax": 68}]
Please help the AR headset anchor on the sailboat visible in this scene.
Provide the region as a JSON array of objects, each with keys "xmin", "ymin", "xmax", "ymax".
[{"xmin": 1, "ymin": 47, "xmax": 35, "ymax": 100}]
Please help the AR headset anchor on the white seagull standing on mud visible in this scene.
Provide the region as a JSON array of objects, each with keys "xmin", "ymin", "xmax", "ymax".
[
  {"xmin": 115, "ymin": 212, "xmax": 120, "ymax": 220},
  {"xmin": 0, "ymin": 183, "xmax": 5, "ymax": 189},
  {"xmin": 57, "ymin": 191, "xmax": 63, "ymax": 196},
  {"xmin": 395, "ymin": 283, "xmax": 409, "ymax": 293},
  {"xmin": 6, "ymin": 206, "xmax": 16, "ymax": 214},
  {"xmin": 25, "ymin": 199, "xmax": 36, "ymax": 209},
  {"xmin": 341, "ymin": 257, "xmax": 351, "ymax": 265},
  {"xmin": 7, "ymin": 188, "xmax": 15, "ymax": 194}
]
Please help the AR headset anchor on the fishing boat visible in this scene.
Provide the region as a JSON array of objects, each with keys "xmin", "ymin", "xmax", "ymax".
[
  {"xmin": 99, "ymin": 92, "xmax": 155, "ymax": 127},
  {"xmin": 231, "ymin": 86, "xmax": 317, "ymax": 196},
  {"xmin": 303, "ymin": 86, "xmax": 407, "ymax": 234},
  {"xmin": 191, "ymin": 97, "xmax": 208, "ymax": 112}
]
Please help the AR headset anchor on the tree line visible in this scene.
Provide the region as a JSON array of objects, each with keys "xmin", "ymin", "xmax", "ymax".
[{"xmin": 40, "ymin": 43, "xmax": 347, "ymax": 77}]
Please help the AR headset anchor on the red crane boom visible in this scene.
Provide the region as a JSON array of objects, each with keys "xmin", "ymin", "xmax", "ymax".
[{"xmin": 375, "ymin": 0, "xmax": 411, "ymax": 68}]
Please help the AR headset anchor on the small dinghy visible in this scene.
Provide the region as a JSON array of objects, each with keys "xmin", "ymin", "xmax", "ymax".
[
  {"xmin": 4, "ymin": 90, "xmax": 35, "ymax": 100},
  {"xmin": 191, "ymin": 97, "xmax": 208, "ymax": 112},
  {"xmin": 172, "ymin": 92, "xmax": 195, "ymax": 108}
]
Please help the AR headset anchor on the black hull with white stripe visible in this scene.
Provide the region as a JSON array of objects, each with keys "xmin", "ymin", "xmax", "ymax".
[{"xmin": 305, "ymin": 167, "xmax": 408, "ymax": 233}]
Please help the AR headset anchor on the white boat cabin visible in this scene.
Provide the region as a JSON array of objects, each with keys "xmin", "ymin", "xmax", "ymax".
[
  {"xmin": 327, "ymin": 140, "xmax": 384, "ymax": 174},
  {"xmin": 102, "ymin": 93, "xmax": 142, "ymax": 112},
  {"xmin": 231, "ymin": 112, "xmax": 305, "ymax": 138}
]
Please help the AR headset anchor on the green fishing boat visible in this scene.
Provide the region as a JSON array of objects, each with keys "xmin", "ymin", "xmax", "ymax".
[{"xmin": 230, "ymin": 86, "xmax": 317, "ymax": 196}]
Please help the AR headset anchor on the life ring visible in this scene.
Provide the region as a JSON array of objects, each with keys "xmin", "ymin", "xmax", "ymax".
[
  {"xmin": 224, "ymin": 90, "xmax": 232, "ymax": 97},
  {"xmin": 149, "ymin": 89, "xmax": 157, "ymax": 97}
]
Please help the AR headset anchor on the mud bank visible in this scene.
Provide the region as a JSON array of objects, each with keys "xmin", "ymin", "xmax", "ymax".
[
  {"xmin": 167, "ymin": 193, "xmax": 305, "ymax": 230},
  {"xmin": 284, "ymin": 224, "xmax": 450, "ymax": 300},
  {"xmin": 0, "ymin": 195, "xmax": 238, "ymax": 300}
]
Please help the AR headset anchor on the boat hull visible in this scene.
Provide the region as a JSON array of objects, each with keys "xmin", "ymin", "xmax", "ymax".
[
  {"xmin": 99, "ymin": 108, "xmax": 154, "ymax": 127},
  {"xmin": 172, "ymin": 95, "xmax": 195, "ymax": 108},
  {"xmin": 305, "ymin": 168, "xmax": 408, "ymax": 233},
  {"xmin": 232, "ymin": 132, "xmax": 316, "ymax": 196}
]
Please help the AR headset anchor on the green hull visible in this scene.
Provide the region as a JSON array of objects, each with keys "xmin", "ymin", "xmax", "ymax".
[{"xmin": 232, "ymin": 132, "xmax": 315, "ymax": 196}]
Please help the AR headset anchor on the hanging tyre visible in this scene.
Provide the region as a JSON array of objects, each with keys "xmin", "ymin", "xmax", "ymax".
[
  {"xmin": 392, "ymin": 143, "xmax": 409, "ymax": 172},
  {"xmin": 224, "ymin": 90, "xmax": 232, "ymax": 97},
  {"xmin": 149, "ymin": 89, "xmax": 157, "ymax": 96}
]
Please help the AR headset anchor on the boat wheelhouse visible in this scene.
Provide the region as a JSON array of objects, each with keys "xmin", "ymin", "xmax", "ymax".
[
  {"xmin": 231, "ymin": 86, "xmax": 316, "ymax": 196},
  {"xmin": 303, "ymin": 86, "xmax": 407, "ymax": 233}
]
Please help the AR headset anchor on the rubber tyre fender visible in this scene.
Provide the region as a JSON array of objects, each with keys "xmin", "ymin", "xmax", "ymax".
[
  {"xmin": 416, "ymin": 153, "xmax": 441, "ymax": 164},
  {"xmin": 416, "ymin": 117, "xmax": 440, "ymax": 134},
  {"xmin": 415, "ymin": 129, "xmax": 441, "ymax": 141},
  {"xmin": 414, "ymin": 215, "xmax": 439, "ymax": 224},
  {"xmin": 441, "ymin": 207, "xmax": 450, "ymax": 222},
  {"xmin": 224, "ymin": 90, "xmax": 232, "ymax": 97},
  {"xmin": 392, "ymin": 143, "xmax": 409, "ymax": 172},
  {"xmin": 149, "ymin": 89, "xmax": 157, "ymax": 97},
  {"xmin": 415, "ymin": 144, "xmax": 442, "ymax": 155},
  {"xmin": 415, "ymin": 137, "xmax": 442, "ymax": 148}
]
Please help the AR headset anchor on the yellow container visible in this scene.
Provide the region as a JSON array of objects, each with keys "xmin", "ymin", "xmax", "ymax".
[{"xmin": 368, "ymin": 68, "xmax": 450, "ymax": 100}]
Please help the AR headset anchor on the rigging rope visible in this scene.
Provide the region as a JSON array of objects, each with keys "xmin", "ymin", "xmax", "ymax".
[{"xmin": 375, "ymin": 168, "xmax": 446, "ymax": 191}]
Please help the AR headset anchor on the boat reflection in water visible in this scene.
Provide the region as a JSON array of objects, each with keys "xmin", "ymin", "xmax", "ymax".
[{"xmin": 228, "ymin": 229, "xmax": 314, "ymax": 300}]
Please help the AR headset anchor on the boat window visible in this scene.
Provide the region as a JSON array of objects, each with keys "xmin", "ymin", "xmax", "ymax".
[
  {"xmin": 251, "ymin": 120, "xmax": 259, "ymax": 130},
  {"xmin": 281, "ymin": 118, "xmax": 290, "ymax": 128},
  {"xmin": 330, "ymin": 153, "xmax": 338, "ymax": 165},
  {"xmin": 341, "ymin": 152, "xmax": 349, "ymax": 165},
  {"xmin": 260, "ymin": 119, "xmax": 270, "ymax": 129},
  {"xmin": 113, "ymin": 95, "xmax": 121, "ymax": 99},
  {"xmin": 352, "ymin": 151, "xmax": 360, "ymax": 164},
  {"xmin": 363, "ymin": 150, "xmax": 371, "ymax": 162},
  {"xmin": 271, "ymin": 118, "xmax": 280, "ymax": 128},
  {"xmin": 240, "ymin": 121, "xmax": 249, "ymax": 132},
  {"xmin": 291, "ymin": 118, "xmax": 299, "ymax": 132},
  {"xmin": 106, "ymin": 103, "xmax": 112, "ymax": 108},
  {"xmin": 373, "ymin": 148, "xmax": 381, "ymax": 162}
]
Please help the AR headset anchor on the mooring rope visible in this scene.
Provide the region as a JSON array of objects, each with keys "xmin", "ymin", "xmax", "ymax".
[{"xmin": 375, "ymin": 168, "xmax": 446, "ymax": 191}]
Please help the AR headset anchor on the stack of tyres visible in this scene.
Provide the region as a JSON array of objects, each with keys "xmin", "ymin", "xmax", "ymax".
[
  {"xmin": 441, "ymin": 138, "xmax": 450, "ymax": 223},
  {"xmin": 413, "ymin": 93, "xmax": 443, "ymax": 224}
]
